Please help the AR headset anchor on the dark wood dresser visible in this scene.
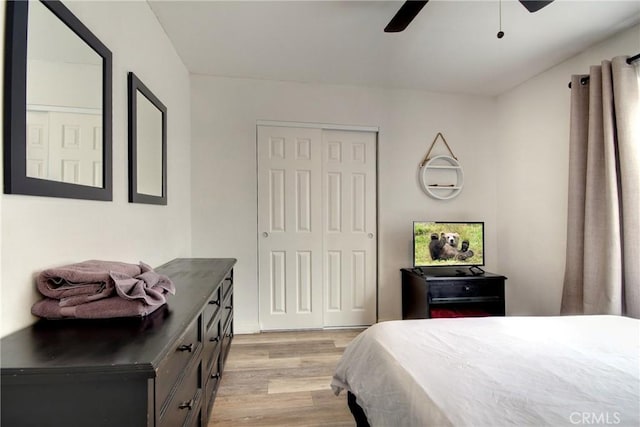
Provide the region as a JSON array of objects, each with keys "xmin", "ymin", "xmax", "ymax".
[
  {"xmin": 401, "ymin": 268, "xmax": 506, "ymax": 319},
  {"xmin": 0, "ymin": 258, "xmax": 236, "ymax": 427}
]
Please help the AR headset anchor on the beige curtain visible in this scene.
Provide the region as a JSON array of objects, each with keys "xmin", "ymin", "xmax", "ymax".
[{"xmin": 561, "ymin": 56, "xmax": 640, "ymax": 318}]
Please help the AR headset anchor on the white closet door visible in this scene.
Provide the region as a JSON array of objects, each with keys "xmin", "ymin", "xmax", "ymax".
[
  {"xmin": 322, "ymin": 130, "xmax": 377, "ymax": 327},
  {"xmin": 258, "ymin": 125, "xmax": 377, "ymax": 330},
  {"xmin": 257, "ymin": 126, "xmax": 324, "ymax": 329}
]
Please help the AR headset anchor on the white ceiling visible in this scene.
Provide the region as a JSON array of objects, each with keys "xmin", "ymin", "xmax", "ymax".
[{"xmin": 148, "ymin": 0, "xmax": 640, "ymax": 96}]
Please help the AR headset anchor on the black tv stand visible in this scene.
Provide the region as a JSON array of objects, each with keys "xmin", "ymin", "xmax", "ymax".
[{"xmin": 401, "ymin": 268, "xmax": 506, "ymax": 319}]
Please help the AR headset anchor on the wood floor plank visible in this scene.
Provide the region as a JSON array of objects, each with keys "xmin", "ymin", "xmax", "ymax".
[
  {"xmin": 212, "ymin": 392, "xmax": 315, "ymax": 419},
  {"xmin": 268, "ymin": 375, "xmax": 333, "ymax": 394},
  {"xmin": 209, "ymin": 329, "xmax": 361, "ymax": 426},
  {"xmin": 215, "ymin": 370, "xmax": 270, "ymax": 396},
  {"xmin": 225, "ymin": 355, "xmax": 303, "ymax": 371},
  {"xmin": 225, "ymin": 353, "xmax": 342, "ymax": 372},
  {"xmin": 267, "ymin": 340, "xmax": 344, "ymax": 359}
]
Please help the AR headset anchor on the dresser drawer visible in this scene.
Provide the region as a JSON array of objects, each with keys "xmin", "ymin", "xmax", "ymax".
[
  {"xmin": 184, "ymin": 406, "xmax": 202, "ymax": 427},
  {"xmin": 203, "ymin": 315, "xmax": 222, "ymax": 376},
  {"xmin": 204, "ymin": 286, "xmax": 222, "ymax": 330},
  {"xmin": 220, "ymin": 320, "xmax": 233, "ymax": 369},
  {"xmin": 159, "ymin": 360, "xmax": 202, "ymax": 427},
  {"xmin": 204, "ymin": 352, "xmax": 222, "ymax": 411},
  {"xmin": 156, "ymin": 317, "xmax": 202, "ymax": 408},
  {"xmin": 221, "ymin": 291, "xmax": 233, "ymax": 332},
  {"xmin": 429, "ymin": 279, "xmax": 503, "ymax": 303},
  {"xmin": 222, "ymin": 274, "xmax": 233, "ymax": 302}
]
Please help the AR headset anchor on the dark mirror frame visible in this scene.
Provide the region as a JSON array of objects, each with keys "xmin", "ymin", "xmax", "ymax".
[
  {"xmin": 3, "ymin": 0, "xmax": 112, "ymax": 200},
  {"xmin": 128, "ymin": 72, "xmax": 167, "ymax": 205}
]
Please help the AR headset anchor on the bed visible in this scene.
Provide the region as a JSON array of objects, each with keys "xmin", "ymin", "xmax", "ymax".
[{"xmin": 331, "ymin": 315, "xmax": 640, "ymax": 426}]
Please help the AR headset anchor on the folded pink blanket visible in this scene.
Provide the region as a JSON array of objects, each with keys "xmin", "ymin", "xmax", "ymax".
[
  {"xmin": 35, "ymin": 260, "xmax": 175, "ymax": 309},
  {"xmin": 37, "ymin": 260, "xmax": 141, "ymax": 306},
  {"xmin": 31, "ymin": 295, "xmax": 166, "ymax": 319}
]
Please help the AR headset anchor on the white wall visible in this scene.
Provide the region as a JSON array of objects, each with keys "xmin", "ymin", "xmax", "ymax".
[
  {"xmin": 28, "ymin": 60, "xmax": 102, "ymax": 109},
  {"xmin": 495, "ymin": 24, "xmax": 640, "ymax": 316},
  {"xmin": 0, "ymin": 1, "xmax": 192, "ymax": 337},
  {"xmin": 191, "ymin": 77, "xmax": 499, "ymax": 333}
]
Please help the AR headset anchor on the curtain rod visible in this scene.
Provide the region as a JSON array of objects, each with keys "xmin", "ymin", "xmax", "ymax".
[{"xmin": 567, "ymin": 52, "xmax": 640, "ymax": 88}]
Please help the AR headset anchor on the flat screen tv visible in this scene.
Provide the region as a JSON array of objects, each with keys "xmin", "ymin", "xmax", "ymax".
[{"xmin": 413, "ymin": 221, "xmax": 484, "ymax": 268}]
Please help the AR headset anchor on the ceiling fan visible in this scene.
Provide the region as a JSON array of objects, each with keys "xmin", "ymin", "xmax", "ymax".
[{"xmin": 384, "ymin": 0, "xmax": 555, "ymax": 33}]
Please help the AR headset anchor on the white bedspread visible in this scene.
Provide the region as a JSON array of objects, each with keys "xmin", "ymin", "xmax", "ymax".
[{"xmin": 331, "ymin": 315, "xmax": 640, "ymax": 427}]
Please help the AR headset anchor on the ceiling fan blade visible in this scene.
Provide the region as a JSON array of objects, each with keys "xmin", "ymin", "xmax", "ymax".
[
  {"xmin": 519, "ymin": 0, "xmax": 554, "ymax": 13},
  {"xmin": 384, "ymin": 1, "xmax": 429, "ymax": 33}
]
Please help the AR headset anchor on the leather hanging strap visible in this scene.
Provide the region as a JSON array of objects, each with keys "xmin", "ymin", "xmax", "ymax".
[{"xmin": 419, "ymin": 132, "xmax": 458, "ymax": 167}]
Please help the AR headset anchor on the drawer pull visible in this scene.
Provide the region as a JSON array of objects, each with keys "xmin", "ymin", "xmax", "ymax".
[
  {"xmin": 209, "ymin": 336, "xmax": 220, "ymax": 343},
  {"xmin": 209, "ymin": 299, "xmax": 220, "ymax": 306},
  {"xmin": 178, "ymin": 399, "xmax": 194, "ymax": 410},
  {"xmin": 211, "ymin": 373, "xmax": 221, "ymax": 380},
  {"xmin": 178, "ymin": 343, "xmax": 194, "ymax": 352}
]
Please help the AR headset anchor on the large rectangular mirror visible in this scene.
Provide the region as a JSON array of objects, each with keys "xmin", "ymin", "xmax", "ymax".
[
  {"xmin": 128, "ymin": 72, "xmax": 167, "ymax": 205},
  {"xmin": 4, "ymin": 0, "xmax": 112, "ymax": 200}
]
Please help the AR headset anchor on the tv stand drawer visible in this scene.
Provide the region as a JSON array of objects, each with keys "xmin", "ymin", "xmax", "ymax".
[{"xmin": 429, "ymin": 280, "xmax": 503, "ymax": 300}]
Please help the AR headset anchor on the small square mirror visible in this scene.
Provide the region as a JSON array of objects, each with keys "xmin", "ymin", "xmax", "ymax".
[{"xmin": 128, "ymin": 72, "xmax": 167, "ymax": 205}]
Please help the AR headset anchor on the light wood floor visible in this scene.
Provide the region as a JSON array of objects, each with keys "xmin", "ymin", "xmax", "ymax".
[{"xmin": 209, "ymin": 329, "xmax": 363, "ymax": 426}]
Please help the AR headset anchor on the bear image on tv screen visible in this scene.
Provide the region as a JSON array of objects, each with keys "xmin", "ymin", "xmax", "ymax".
[{"xmin": 428, "ymin": 232, "xmax": 474, "ymax": 261}]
